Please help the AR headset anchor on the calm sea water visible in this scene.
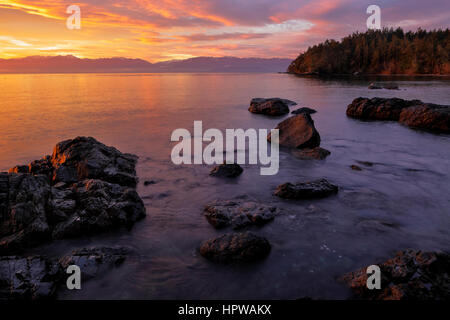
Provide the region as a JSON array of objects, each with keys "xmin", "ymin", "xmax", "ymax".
[{"xmin": 0, "ymin": 73, "xmax": 449, "ymax": 299}]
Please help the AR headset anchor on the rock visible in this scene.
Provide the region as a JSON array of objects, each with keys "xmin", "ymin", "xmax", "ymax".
[
  {"xmin": 274, "ymin": 178, "xmax": 338, "ymax": 199},
  {"xmin": 51, "ymin": 137, "xmax": 139, "ymax": 187},
  {"xmin": 291, "ymin": 147, "xmax": 330, "ymax": 160},
  {"xmin": 399, "ymin": 104, "xmax": 450, "ymax": 133},
  {"xmin": 143, "ymin": 180, "xmax": 158, "ymax": 186},
  {"xmin": 346, "ymin": 97, "xmax": 422, "ymax": 121},
  {"xmin": 0, "ymin": 256, "xmax": 60, "ymax": 299},
  {"xmin": 204, "ymin": 200, "xmax": 277, "ymax": 229},
  {"xmin": 0, "ymin": 138, "xmax": 146, "ymax": 253},
  {"xmin": 248, "ymin": 98, "xmax": 296, "ymax": 116},
  {"xmin": 368, "ymin": 83, "xmax": 382, "ymax": 89},
  {"xmin": 338, "ymin": 250, "xmax": 450, "ymax": 300},
  {"xmin": 268, "ymin": 114, "xmax": 321, "ymax": 149},
  {"xmin": 210, "ymin": 163, "xmax": 243, "ymax": 178},
  {"xmin": 8, "ymin": 166, "xmax": 29, "ymax": 174},
  {"xmin": 347, "ymin": 97, "xmax": 450, "ymax": 133},
  {"xmin": 356, "ymin": 161, "xmax": 374, "ymax": 167},
  {"xmin": 59, "ymin": 246, "xmax": 129, "ymax": 280},
  {"xmin": 350, "ymin": 165, "xmax": 362, "ymax": 171},
  {"xmin": 291, "ymin": 107, "xmax": 317, "ymax": 115},
  {"xmin": 199, "ymin": 232, "xmax": 271, "ymax": 263},
  {"xmin": 383, "ymin": 84, "xmax": 399, "ymax": 90}
]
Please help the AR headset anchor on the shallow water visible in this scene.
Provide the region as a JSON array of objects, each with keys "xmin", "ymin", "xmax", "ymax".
[{"xmin": 0, "ymin": 73, "xmax": 449, "ymax": 299}]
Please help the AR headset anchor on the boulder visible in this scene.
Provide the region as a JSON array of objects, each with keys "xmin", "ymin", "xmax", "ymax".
[
  {"xmin": 338, "ymin": 250, "xmax": 450, "ymax": 300},
  {"xmin": 291, "ymin": 147, "xmax": 330, "ymax": 160},
  {"xmin": 268, "ymin": 114, "xmax": 321, "ymax": 149},
  {"xmin": 368, "ymin": 83, "xmax": 382, "ymax": 89},
  {"xmin": 210, "ymin": 163, "xmax": 243, "ymax": 178},
  {"xmin": 204, "ymin": 200, "xmax": 277, "ymax": 229},
  {"xmin": 199, "ymin": 232, "xmax": 271, "ymax": 263},
  {"xmin": 291, "ymin": 107, "xmax": 317, "ymax": 115},
  {"xmin": 0, "ymin": 256, "xmax": 60, "ymax": 299},
  {"xmin": 274, "ymin": 178, "xmax": 338, "ymax": 199},
  {"xmin": 59, "ymin": 246, "xmax": 129, "ymax": 280},
  {"xmin": 346, "ymin": 97, "xmax": 422, "ymax": 121},
  {"xmin": 399, "ymin": 104, "xmax": 450, "ymax": 133},
  {"xmin": 249, "ymin": 98, "xmax": 296, "ymax": 116}
]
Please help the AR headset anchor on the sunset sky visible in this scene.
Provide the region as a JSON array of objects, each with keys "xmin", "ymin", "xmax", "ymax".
[{"xmin": 0, "ymin": 0, "xmax": 449, "ymax": 62}]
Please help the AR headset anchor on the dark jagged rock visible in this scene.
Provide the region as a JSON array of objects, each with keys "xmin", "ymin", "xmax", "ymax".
[
  {"xmin": 346, "ymin": 97, "xmax": 450, "ymax": 133},
  {"xmin": 210, "ymin": 163, "xmax": 243, "ymax": 178},
  {"xmin": 204, "ymin": 200, "xmax": 277, "ymax": 229},
  {"xmin": 346, "ymin": 97, "xmax": 422, "ymax": 121},
  {"xmin": 199, "ymin": 232, "xmax": 271, "ymax": 263},
  {"xmin": 291, "ymin": 107, "xmax": 317, "ymax": 115},
  {"xmin": 0, "ymin": 255, "xmax": 60, "ymax": 299},
  {"xmin": 0, "ymin": 137, "xmax": 146, "ymax": 254},
  {"xmin": 249, "ymin": 98, "xmax": 296, "ymax": 116},
  {"xmin": 8, "ymin": 166, "xmax": 29, "ymax": 174},
  {"xmin": 339, "ymin": 250, "xmax": 450, "ymax": 300},
  {"xmin": 268, "ymin": 114, "xmax": 321, "ymax": 149},
  {"xmin": 59, "ymin": 246, "xmax": 129, "ymax": 280},
  {"xmin": 291, "ymin": 147, "xmax": 330, "ymax": 160},
  {"xmin": 274, "ymin": 178, "xmax": 338, "ymax": 199}
]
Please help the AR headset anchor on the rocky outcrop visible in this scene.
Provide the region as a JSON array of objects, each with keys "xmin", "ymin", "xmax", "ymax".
[
  {"xmin": 204, "ymin": 200, "xmax": 277, "ymax": 229},
  {"xmin": 0, "ymin": 137, "xmax": 146, "ymax": 254},
  {"xmin": 210, "ymin": 164, "xmax": 243, "ymax": 178},
  {"xmin": 0, "ymin": 255, "xmax": 60, "ymax": 299},
  {"xmin": 368, "ymin": 83, "xmax": 399, "ymax": 90},
  {"xmin": 346, "ymin": 97, "xmax": 450, "ymax": 133},
  {"xmin": 268, "ymin": 113, "xmax": 321, "ymax": 149},
  {"xmin": 339, "ymin": 250, "xmax": 450, "ymax": 300},
  {"xmin": 249, "ymin": 98, "xmax": 296, "ymax": 116},
  {"xmin": 292, "ymin": 107, "xmax": 317, "ymax": 115},
  {"xmin": 274, "ymin": 178, "xmax": 338, "ymax": 199},
  {"xmin": 0, "ymin": 246, "xmax": 129, "ymax": 299},
  {"xmin": 199, "ymin": 232, "xmax": 271, "ymax": 263},
  {"xmin": 290, "ymin": 147, "xmax": 330, "ymax": 160}
]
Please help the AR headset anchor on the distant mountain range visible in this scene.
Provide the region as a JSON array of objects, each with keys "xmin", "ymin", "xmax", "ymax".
[{"xmin": 0, "ymin": 55, "xmax": 291, "ymax": 73}]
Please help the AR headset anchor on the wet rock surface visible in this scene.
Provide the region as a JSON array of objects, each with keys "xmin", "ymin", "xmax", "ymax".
[
  {"xmin": 268, "ymin": 113, "xmax": 321, "ymax": 149},
  {"xmin": 210, "ymin": 163, "xmax": 243, "ymax": 178},
  {"xmin": 339, "ymin": 250, "xmax": 450, "ymax": 300},
  {"xmin": 204, "ymin": 200, "xmax": 277, "ymax": 229},
  {"xmin": 274, "ymin": 178, "xmax": 338, "ymax": 199},
  {"xmin": 291, "ymin": 107, "xmax": 317, "ymax": 115},
  {"xmin": 248, "ymin": 98, "xmax": 296, "ymax": 116},
  {"xmin": 199, "ymin": 232, "xmax": 271, "ymax": 263},
  {"xmin": 346, "ymin": 97, "xmax": 450, "ymax": 133},
  {"xmin": 291, "ymin": 147, "xmax": 330, "ymax": 160},
  {"xmin": 0, "ymin": 137, "xmax": 146, "ymax": 254}
]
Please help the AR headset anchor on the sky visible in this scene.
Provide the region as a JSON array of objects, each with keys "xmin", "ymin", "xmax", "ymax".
[{"xmin": 0, "ymin": 0, "xmax": 449, "ymax": 62}]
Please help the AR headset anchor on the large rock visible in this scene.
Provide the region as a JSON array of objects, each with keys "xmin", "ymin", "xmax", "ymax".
[
  {"xmin": 346, "ymin": 97, "xmax": 421, "ymax": 121},
  {"xmin": 249, "ymin": 98, "xmax": 296, "ymax": 116},
  {"xmin": 399, "ymin": 104, "xmax": 450, "ymax": 133},
  {"xmin": 268, "ymin": 114, "xmax": 321, "ymax": 149},
  {"xmin": 346, "ymin": 97, "xmax": 450, "ymax": 133},
  {"xmin": 204, "ymin": 200, "xmax": 277, "ymax": 229},
  {"xmin": 0, "ymin": 256, "xmax": 60, "ymax": 299},
  {"xmin": 51, "ymin": 137, "xmax": 139, "ymax": 187},
  {"xmin": 0, "ymin": 138, "xmax": 145, "ymax": 254},
  {"xmin": 339, "ymin": 250, "xmax": 450, "ymax": 300},
  {"xmin": 199, "ymin": 232, "xmax": 271, "ymax": 263},
  {"xmin": 274, "ymin": 178, "xmax": 338, "ymax": 199},
  {"xmin": 210, "ymin": 164, "xmax": 243, "ymax": 178}
]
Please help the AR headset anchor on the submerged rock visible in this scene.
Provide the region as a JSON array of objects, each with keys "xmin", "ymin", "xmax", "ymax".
[
  {"xmin": 291, "ymin": 147, "xmax": 330, "ymax": 160},
  {"xmin": 274, "ymin": 178, "xmax": 338, "ymax": 199},
  {"xmin": 268, "ymin": 114, "xmax": 321, "ymax": 149},
  {"xmin": 249, "ymin": 98, "xmax": 296, "ymax": 116},
  {"xmin": 346, "ymin": 97, "xmax": 450, "ymax": 133},
  {"xmin": 199, "ymin": 232, "xmax": 271, "ymax": 263},
  {"xmin": 339, "ymin": 250, "xmax": 450, "ymax": 300},
  {"xmin": 0, "ymin": 255, "xmax": 60, "ymax": 299},
  {"xmin": 350, "ymin": 165, "xmax": 362, "ymax": 171},
  {"xmin": 368, "ymin": 83, "xmax": 382, "ymax": 90},
  {"xmin": 210, "ymin": 163, "xmax": 243, "ymax": 178},
  {"xmin": 291, "ymin": 107, "xmax": 317, "ymax": 115},
  {"xmin": 204, "ymin": 200, "xmax": 277, "ymax": 229},
  {"xmin": 0, "ymin": 137, "xmax": 146, "ymax": 254}
]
